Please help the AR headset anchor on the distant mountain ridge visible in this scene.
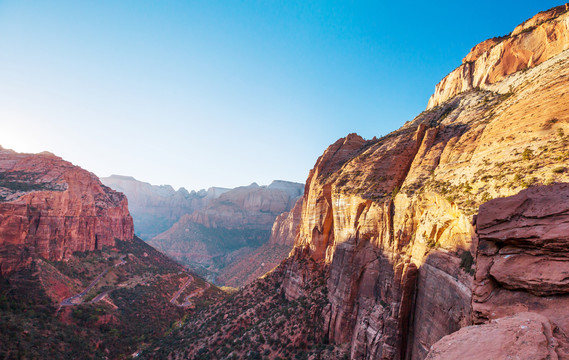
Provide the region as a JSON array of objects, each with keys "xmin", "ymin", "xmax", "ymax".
[
  {"xmin": 149, "ymin": 180, "xmax": 303, "ymax": 285},
  {"xmin": 100, "ymin": 174, "xmax": 229, "ymax": 239}
]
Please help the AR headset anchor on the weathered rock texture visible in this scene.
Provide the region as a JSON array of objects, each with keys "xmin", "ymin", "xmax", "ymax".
[
  {"xmin": 428, "ymin": 4, "xmax": 569, "ymax": 109},
  {"xmin": 426, "ymin": 312, "xmax": 560, "ymax": 360},
  {"xmin": 101, "ymin": 174, "xmax": 228, "ymax": 239},
  {"xmin": 280, "ymin": 5, "xmax": 569, "ymax": 360},
  {"xmin": 149, "ymin": 181, "xmax": 303, "ymax": 285},
  {"xmin": 0, "ymin": 147, "xmax": 134, "ymax": 275},
  {"xmin": 471, "ymin": 183, "xmax": 569, "ymax": 358}
]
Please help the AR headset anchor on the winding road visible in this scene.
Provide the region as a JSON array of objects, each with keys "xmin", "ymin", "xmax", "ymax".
[
  {"xmin": 170, "ymin": 273, "xmax": 210, "ymax": 307},
  {"xmin": 59, "ymin": 255, "xmax": 127, "ymax": 308}
]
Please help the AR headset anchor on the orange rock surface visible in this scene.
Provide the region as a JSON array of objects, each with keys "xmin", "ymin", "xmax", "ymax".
[
  {"xmin": 471, "ymin": 183, "xmax": 569, "ymax": 357},
  {"xmin": 428, "ymin": 4, "xmax": 569, "ymax": 109},
  {"xmin": 0, "ymin": 147, "xmax": 134, "ymax": 275}
]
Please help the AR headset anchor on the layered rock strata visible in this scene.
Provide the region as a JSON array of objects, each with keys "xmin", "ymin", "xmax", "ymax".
[
  {"xmin": 0, "ymin": 147, "xmax": 134, "ymax": 275},
  {"xmin": 281, "ymin": 6, "xmax": 569, "ymax": 360},
  {"xmin": 470, "ymin": 183, "xmax": 569, "ymax": 357},
  {"xmin": 427, "ymin": 4, "xmax": 569, "ymax": 109}
]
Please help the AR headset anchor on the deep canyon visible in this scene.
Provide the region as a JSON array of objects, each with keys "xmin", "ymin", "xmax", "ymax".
[{"xmin": 1, "ymin": 4, "xmax": 569, "ymax": 360}]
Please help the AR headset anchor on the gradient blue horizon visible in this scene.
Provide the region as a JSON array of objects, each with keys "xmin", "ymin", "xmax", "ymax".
[{"xmin": 0, "ymin": 1, "xmax": 563, "ymax": 190}]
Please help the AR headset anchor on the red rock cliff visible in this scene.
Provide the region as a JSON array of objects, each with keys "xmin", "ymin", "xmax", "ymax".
[
  {"xmin": 0, "ymin": 147, "xmax": 134, "ymax": 275},
  {"xmin": 281, "ymin": 5, "xmax": 569, "ymax": 359}
]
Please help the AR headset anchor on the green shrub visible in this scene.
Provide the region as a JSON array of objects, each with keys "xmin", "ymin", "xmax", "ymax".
[{"xmin": 522, "ymin": 147, "xmax": 533, "ymax": 160}]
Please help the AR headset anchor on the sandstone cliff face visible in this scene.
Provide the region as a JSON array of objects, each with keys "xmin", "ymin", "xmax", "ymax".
[
  {"xmin": 0, "ymin": 148, "xmax": 134, "ymax": 275},
  {"xmin": 149, "ymin": 181, "xmax": 303, "ymax": 285},
  {"xmin": 281, "ymin": 6, "xmax": 569, "ymax": 359},
  {"xmin": 101, "ymin": 175, "xmax": 228, "ymax": 239},
  {"xmin": 427, "ymin": 4, "xmax": 569, "ymax": 109}
]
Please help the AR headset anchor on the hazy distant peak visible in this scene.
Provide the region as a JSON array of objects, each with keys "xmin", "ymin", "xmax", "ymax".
[{"xmin": 108, "ymin": 174, "xmax": 137, "ymax": 181}]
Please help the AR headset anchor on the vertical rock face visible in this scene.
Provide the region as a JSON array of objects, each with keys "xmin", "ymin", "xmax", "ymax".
[
  {"xmin": 101, "ymin": 174, "xmax": 229, "ymax": 239},
  {"xmin": 281, "ymin": 5, "xmax": 569, "ymax": 359},
  {"xmin": 427, "ymin": 5, "xmax": 569, "ymax": 109},
  {"xmin": 0, "ymin": 148, "xmax": 134, "ymax": 275}
]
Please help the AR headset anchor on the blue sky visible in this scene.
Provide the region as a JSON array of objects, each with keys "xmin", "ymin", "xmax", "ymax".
[{"xmin": 0, "ymin": 1, "xmax": 563, "ymax": 190}]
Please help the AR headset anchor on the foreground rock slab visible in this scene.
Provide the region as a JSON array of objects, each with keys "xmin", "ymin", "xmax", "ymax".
[{"xmin": 426, "ymin": 312, "xmax": 559, "ymax": 360}]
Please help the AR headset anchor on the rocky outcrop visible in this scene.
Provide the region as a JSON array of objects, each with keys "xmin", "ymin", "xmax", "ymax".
[
  {"xmin": 470, "ymin": 183, "xmax": 569, "ymax": 357},
  {"xmin": 0, "ymin": 148, "xmax": 134, "ymax": 275},
  {"xmin": 427, "ymin": 4, "xmax": 569, "ymax": 109},
  {"xmin": 101, "ymin": 175, "xmax": 228, "ymax": 239},
  {"xmin": 280, "ymin": 5, "xmax": 569, "ymax": 359},
  {"xmin": 425, "ymin": 312, "xmax": 560, "ymax": 360},
  {"xmin": 149, "ymin": 181, "xmax": 303, "ymax": 285}
]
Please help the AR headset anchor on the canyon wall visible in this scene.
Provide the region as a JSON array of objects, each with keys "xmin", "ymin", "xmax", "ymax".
[
  {"xmin": 427, "ymin": 4, "xmax": 569, "ymax": 109},
  {"xmin": 101, "ymin": 174, "xmax": 229, "ymax": 239},
  {"xmin": 0, "ymin": 148, "xmax": 134, "ymax": 275},
  {"xmin": 427, "ymin": 184, "xmax": 569, "ymax": 359},
  {"xmin": 281, "ymin": 6, "xmax": 569, "ymax": 359}
]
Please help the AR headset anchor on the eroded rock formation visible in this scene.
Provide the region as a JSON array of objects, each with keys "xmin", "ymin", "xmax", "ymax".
[
  {"xmin": 217, "ymin": 197, "xmax": 303, "ymax": 287},
  {"xmin": 426, "ymin": 312, "xmax": 560, "ymax": 360},
  {"xmin": 470, "ymin": 183, "xmax": 569, "ymax": 357},
  {"xmin": 0, "ymin": 147, "xmax": 134, "ymax": 275}
]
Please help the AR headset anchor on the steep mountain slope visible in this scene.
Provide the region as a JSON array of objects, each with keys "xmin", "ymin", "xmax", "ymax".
[
  {"xmin": 101, "ymin": 174, "xmax": 229, "ymax": 239},
  {"xmin": 0, "ymin": 149, "xmax": 222, "ymax": 359},
  {"xmin": 146, "ymin": 5, "xmax": 569, "ymax": 360},
  {"xmin": 149, "ymin": 181, "xmax": 303, "ymax": 285}
]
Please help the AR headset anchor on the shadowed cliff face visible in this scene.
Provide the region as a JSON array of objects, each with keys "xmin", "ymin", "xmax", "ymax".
[
  {"xmin": 0, "ymin": 148, "xmax": 134, "ymax": 275},
  {"xmin": 281, "ymin": 6, "xmax": 569, "ymax": 359}
]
